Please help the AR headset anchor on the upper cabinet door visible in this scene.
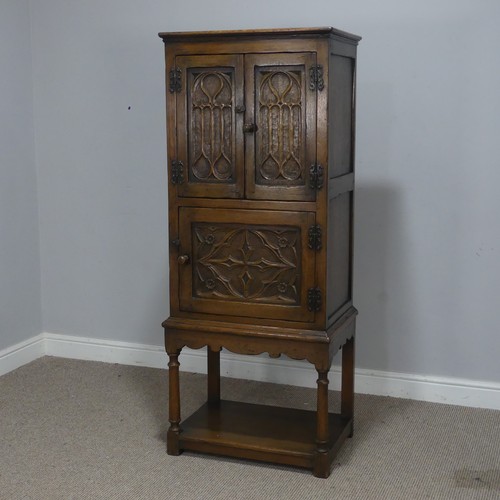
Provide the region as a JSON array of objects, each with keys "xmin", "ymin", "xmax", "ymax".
[
  {"xmin": 244, "ymin": 53, "xmax": 317, "ymax": 201},
  {"xmin": 175, "ymin": 55, "xmax": 244, "ymax": 198}
]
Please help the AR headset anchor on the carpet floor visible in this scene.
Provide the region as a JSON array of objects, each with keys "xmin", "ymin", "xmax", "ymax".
[{"xmin": 0, "ymin": 356, "xmax": 499, "ymax": 499}]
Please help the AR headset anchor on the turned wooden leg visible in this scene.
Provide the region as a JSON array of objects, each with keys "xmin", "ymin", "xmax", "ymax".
[
  {"xmin": 314, "ymin": 369, "xmax": 330, "ymax": 478},
  {"xmin": 341, "ymin": 336, "xmax": 355, "ymax": 437},
  {"xmin": 207, "ymin": 347, "xmax": 221, "ymax": 406},
  {"xmin": 167, "ymin": 349, "xmax": 182, "ymax": 455}
]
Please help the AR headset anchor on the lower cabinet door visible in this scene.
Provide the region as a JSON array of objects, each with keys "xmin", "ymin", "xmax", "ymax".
[{"xmin": 178, "ymin": 207, "xmax": 316, "ymax": 322}]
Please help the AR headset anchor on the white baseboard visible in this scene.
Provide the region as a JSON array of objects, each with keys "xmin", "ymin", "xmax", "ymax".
[
  {"xmin": 352, "ymin": 367, "xmax": 500, "ymax": 410},
  {"xmin": 0, "ymin": 334, "xmax": 45, "ymax": 377},
  {"xmin": 43, "ymin": 333, "xmax": 168, "ymax": 369},
  {"xmin": 1, "ymin": 332, "xmax": 499, "ymax": 411}
]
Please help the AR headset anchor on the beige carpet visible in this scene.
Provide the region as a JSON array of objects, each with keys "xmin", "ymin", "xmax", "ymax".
[{"xmin": 0, "ymin": 357, "xmax": 499, "ymax": 499}]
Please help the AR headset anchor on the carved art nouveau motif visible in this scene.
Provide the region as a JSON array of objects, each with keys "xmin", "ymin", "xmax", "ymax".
[
  {"xmin": 255, "ymin": 68, "xmax": 305, "ymax": 186},
  {"xmin": 188, "ymin": 70, "xmax": 234, "ymax": 183},
  {"xmin": 193, "ymin": 223, "xmax": 301, "ymax": 304}
]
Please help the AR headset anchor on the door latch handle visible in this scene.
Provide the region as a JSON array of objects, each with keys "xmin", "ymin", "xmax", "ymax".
[{"xmin": 243, "ymin": 122, "xmax": 257, "ymax": 133}]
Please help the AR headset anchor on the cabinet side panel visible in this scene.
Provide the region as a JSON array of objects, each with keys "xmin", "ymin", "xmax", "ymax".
[
  {"xmin": 329, "ymin": 55, "xmax": 354, "ymax": 178},
  {"xmin": 327, "ymin": 192, "xmax": 352, "ymax": 323}
]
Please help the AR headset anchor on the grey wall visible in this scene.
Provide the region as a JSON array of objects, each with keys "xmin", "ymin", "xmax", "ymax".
[
  {"xmin": 30, "ymin": 1, "xmax": 169, "ymax": 346},
  {"xmin": 26, "ymin": 0, "xmax": 500, "ymax": 381},
  {"xmin": 354, "ymin": 2, "xmax": 500, "ymax": 381},
  {"xmin": 0, "ymin": 1, "xmax": 42, "ymax": 350}
]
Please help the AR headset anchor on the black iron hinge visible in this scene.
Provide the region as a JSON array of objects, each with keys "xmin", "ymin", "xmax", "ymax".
[
  {"xmin": 170, "ymin": 160, "xmax": 184, "ymax": 184},
  {"xmin": 309, "ymin": 163, "xmax": 324, "ymax": 190},
  {"xmin": 308, "ymin": 224, "xmax": 322, "ymax": 251},
  {"xmin": 309, "ymin": 65, "xmax": 324, "ymax": 91},
  {"xmin": 307, "ymin": 287, "xmax": 322, "ymax": 312},
  {"xmin": 169, "ymin": 67, "xmax": 182, "ymax": 93}
]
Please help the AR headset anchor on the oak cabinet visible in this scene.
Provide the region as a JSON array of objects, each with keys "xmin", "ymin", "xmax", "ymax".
[{"xmin": 160, "ymin": 27, "xmax": 360, "ymax": 478}]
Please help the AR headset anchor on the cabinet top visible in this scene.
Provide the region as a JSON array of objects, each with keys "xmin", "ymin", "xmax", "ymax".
[{"xmin": 158, "ymin": 26, "xmax": 361, "ymax": 44}]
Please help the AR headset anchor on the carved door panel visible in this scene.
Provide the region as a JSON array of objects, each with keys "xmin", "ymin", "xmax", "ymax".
[
  {"xmin": 244, "ymin": 53, "xmax": 317, "ymax": 201},
  {"xmin": 178, "ymin": 208, "xmax": 316, "ymax": 322},
  {"xmin": 175, "ymin": 55, "xmax": 244, "ymax": 198}
]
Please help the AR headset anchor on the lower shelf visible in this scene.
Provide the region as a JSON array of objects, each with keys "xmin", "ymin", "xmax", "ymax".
[{"xmin": 178, "ymin": 400, "xmax": 352, "ymax": 471}]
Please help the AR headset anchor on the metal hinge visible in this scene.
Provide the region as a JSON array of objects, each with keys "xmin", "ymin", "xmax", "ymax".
[
  {"xmin": 170, "ymin": 160, "xmax": 184, "ymax": 184},
  {"xmin": 308, "ymin": 224, "xmax": 322, "ymax": 251},
  {"xmin": 169, "ymin": 67, "xmax": 182, "ymax": 93},
  {"xmin": 309, "ymin": 163, "xmax": 324, "ymax": 190},
  {"xmin": 309, "ymin": 65, "xmax": 324, "ymax": 91},
  {"xmin": 307, "ymin": 287, "xmax": 322, "ymax": 312}
]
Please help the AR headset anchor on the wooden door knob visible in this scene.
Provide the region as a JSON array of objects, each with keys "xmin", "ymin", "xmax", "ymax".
[{"xmin": 178, "ymin": 254, "xmax": 190, "ymax": 265}]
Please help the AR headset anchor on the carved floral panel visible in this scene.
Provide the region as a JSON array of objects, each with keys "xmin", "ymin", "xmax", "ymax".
[
  {"xmin": 192, "ymin": 223, "xmax": 301, "ymax": 304},
  {"xmin": 187, "ymin": 69, "xmax": 234, "ymax": 183}
]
